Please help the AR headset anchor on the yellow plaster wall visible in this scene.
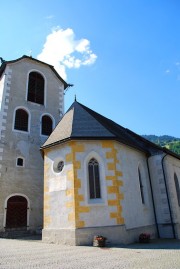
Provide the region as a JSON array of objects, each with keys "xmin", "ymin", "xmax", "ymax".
[
  {"xmin": 65, "ymin": 140, "xmax": 124, "ymax": 227},
  {"xmin": 66, "ymin": 141, "xmax": 90, "ymax": 228},
  {"xmin": 43, "ymin": 140, "xmax": 125, "ymax": 230},
  {"xmin": 102, "ymin": 141, "xmax": 124, "ymax": 225}
]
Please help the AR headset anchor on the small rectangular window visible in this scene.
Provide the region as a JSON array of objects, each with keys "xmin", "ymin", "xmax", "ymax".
[{"xmin": 17, "ymin": 158, "xmax": 24, "ymax": 167}]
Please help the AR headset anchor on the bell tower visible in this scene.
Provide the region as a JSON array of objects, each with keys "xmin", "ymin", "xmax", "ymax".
[{"xmin": 0, "ymin": 55, "xmax": 68, "ymax": 235}]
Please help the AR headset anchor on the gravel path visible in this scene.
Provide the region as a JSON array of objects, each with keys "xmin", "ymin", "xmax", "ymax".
[{"xmin": 0, "ymin": 237, "xmax": 180, "ymax": 269}]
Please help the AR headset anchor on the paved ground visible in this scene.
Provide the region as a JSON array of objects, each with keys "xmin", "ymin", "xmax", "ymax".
[{"xmin": 0, "ymin": 236, "xmax": 180, "ymax": 269}]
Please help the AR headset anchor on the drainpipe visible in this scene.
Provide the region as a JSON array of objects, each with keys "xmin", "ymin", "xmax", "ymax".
[
  {"xmin": 161, "ymin": 154, "xmax": 176, "ymax": 238},
  {"xmin": 147, "ymin": 156, "xmax": 159, "ymax": 238}
]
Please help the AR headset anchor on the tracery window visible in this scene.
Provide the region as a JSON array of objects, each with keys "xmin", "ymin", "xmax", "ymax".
[
  {"xmin": 174, "ymin": 173, "xmax": 180, "ymax": 206},
  {"xmin": 88, "ymin": 158, "xmax": 101, "ymax": 199},
  {"xmin": 138, "ymin": 167, "xmax": 145, "ymax": 204},
  {"xmin": 27, "ymin": 72, "xmax": 44, "ymax": 105},
  {"xmin": 41, "ymin": 115, "xmax": 53, "ymax": 136},
  {"xmin": 14, "ymin": 109, "xmax": 29, "ymax": 132}
]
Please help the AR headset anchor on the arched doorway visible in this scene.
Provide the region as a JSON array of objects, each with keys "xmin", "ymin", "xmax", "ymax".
[{"xmin": 6, "ymin": 195, "xmax": 28, "ymax": 229}]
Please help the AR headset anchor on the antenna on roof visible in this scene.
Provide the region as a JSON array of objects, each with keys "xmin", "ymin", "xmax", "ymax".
[{"xmin": 74, "ymin": 94, "xmax": 77, "ymax": 101}]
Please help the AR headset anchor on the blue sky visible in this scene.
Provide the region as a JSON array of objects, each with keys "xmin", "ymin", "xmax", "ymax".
[{"xmin": 1, "ymin": 0, "xmax": 180, "ymax": 137}]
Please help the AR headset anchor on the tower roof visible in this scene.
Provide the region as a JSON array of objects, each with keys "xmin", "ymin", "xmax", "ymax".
[{"xmin": 0, "ymin": 55, "xmax": 69, "ymax": 89}]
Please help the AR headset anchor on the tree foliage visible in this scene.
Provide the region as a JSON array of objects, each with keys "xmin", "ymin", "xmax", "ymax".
[{"xmin": 142, "ymin": 135, "xmax": 180, "ymax": 155}]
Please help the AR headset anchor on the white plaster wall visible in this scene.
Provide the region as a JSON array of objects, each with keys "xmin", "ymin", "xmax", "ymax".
[
  {"xmin": 77, "ymin": 141, "xmax": 116, "ymax": 227},
  {"xmin": 148, "ymin": 154, "xmax": 175, "ymax": 238},
  {"xmin": 45, "ymin": 144, "xmax": 73, "ymax": 229},
  {"xmin": 117, "ymin": 143, "xmax": 155, "ymax": 229},
  {"xmin": 163, "ymin": 155, "xmax": 180, "ymax": 238},
  {"xmin": 148, "ymin": 154, "xmax": 171, "ymax": 223},
  {"xmin": 44, "ymin": 140, "xmax": 156, "ymax": 231}
]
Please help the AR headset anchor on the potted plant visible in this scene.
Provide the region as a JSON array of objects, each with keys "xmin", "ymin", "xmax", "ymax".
[
  {"xmin": 93, "ymin": 235, "xmax": 107, "ymax": 247},
  {"xmin": 139, "ymin": 233, "xmax": 150, "ymax": 243}
]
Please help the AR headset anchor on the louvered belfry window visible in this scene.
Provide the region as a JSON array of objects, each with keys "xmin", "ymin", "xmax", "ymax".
[
  {"xmin": 41, "ymin": 115, "xmax": 53, "ymax": 136},
  {"xmin": 88, "ymin": 158, "xmax": 101, "ymax": 199},
  {"xmin": 27, "ymin": 72, "xmax": 44, "ymax": 105},
  {"xmin": 14, "ymin": 109, "xmax": 28, "ymax": 132}
]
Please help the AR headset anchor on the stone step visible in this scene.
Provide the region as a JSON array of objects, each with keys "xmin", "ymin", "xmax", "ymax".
[{"xmin": 0, "ymin": 230, "xmax": 34, "ymax": 239}]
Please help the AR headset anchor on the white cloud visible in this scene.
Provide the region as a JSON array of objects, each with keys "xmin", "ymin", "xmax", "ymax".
[{"xmin": 37, "ymin": 27, "xmax": 97, "ymax": 80}]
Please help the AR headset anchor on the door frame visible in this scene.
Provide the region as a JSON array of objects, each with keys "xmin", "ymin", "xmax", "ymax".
[{"xmin": 4, "ymin": 193, "xmax": 30, "ymax": 230}]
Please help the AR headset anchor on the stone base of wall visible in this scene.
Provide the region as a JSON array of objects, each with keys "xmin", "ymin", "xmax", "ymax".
[
  {"xmin": 174, "ymin": 223, "xmax": 180, "ymax": 239},
  {"xmin": 42, "ymin": 224, "xmax": 157, "ymax": 246},
  {"xmin": 158, "ymin": 223, "xmax": 174, "ymax": 238},
  {"xmin": 42, "ymin": 229, "xmax": 76, "ymax": 245}
]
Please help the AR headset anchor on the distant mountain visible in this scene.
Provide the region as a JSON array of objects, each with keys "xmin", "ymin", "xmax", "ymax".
[{"xmin": 142, "ymin": 135, "xmax": 180, "ymax": 155}]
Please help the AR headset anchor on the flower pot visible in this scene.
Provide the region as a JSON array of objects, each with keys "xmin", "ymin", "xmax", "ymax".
[
  {"xmin": 93, "ymin": 236, "xmax": 106, "ymax": 247},
  {"xmin": 139, "ymin": 233, "xmax": 150, "ymax": 243}
]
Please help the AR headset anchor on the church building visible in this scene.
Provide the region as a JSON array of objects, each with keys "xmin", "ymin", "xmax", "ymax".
[
  {"xmin": 41, "ymin": 100, "xmax": 180, "ymax": 246},
  {"xmin": 0, "ymin": 55, "xmax": 68, "ymax": 235},
  {"xmin": 0, "ymin": 55, "xmax": 180, "ymax": 246}
]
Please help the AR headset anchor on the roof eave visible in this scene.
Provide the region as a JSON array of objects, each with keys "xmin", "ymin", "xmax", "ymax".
[{"xmin": 40, "ymin": 135, "xmax": 148, "ymax": 155}]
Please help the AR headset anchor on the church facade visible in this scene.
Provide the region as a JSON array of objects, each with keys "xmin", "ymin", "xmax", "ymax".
[
  {"xmin": 0, "ymin": 56, "xmax": 68, "ymax": 234},
  {"xmin": 41, "ymin": 101, "xmax": 180, "ymax": 245}
]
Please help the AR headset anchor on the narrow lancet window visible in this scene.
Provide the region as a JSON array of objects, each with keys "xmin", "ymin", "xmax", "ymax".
[
  {"xmin": 174, "ymin": 173, "xmax": 180, "ymax": 206},
  {"xmin": 88, "ymin": 158, "xmax": 101, "ymax": 199},
  {"xmin": 138, "ymin": 167, "xmax": 145, "ymax": 204}
]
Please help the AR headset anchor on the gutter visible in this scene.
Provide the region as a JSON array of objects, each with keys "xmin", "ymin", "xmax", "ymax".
[{"xmin": 161, "ymin": 154, "xmax": 176, "ymax": 238}]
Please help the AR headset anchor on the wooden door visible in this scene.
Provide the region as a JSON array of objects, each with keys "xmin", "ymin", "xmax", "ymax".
[{"xmin": 6, "ymin": 196, "xmax": 27, "ymax": 229}]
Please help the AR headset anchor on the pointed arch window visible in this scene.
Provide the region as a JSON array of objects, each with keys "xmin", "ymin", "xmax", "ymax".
[
  {"xmin": 14, "ymin": 109, "xmax": 29, "ymax": 132},
  {"xmin": 41, "ymin": 115, "xmax": 53, "ymax": 136},
  {"xmin": 88, "ymin": 158, "xmax": 101, "ymax": 199},
  {"xmin": 138, "ymin": 167, "xmax": 145, "ymax": 204},
  {"xmin": 174, "ymin": 173, "xmax": 180, "ymax": 206},
  {"xmin": 27, "ymin": 72, "xmax": 44, "ymax": 105}
]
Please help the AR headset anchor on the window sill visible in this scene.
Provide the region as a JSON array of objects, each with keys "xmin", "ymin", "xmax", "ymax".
[
  {"xmin": 27, "ymin": 101, "xmax": 44, "ymax": 107},
  {"xmin": 87, "ymin": 198, "xmax": 106, "ymax": 206},
  {"xmin": 13, "ymin": 129, "xmax": 29, "ymax": 134},
  {"xmin": 16, "ymin": 165, "xmax": 25, "ymax": 168},
  {"xmin": 40, "ymin": 134, "xmax": 50, "ymax": 137}
]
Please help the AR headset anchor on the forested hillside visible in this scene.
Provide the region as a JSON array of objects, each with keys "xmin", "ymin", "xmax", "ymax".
[{"xmin": 142, "ymin": 135, "xmax": 180, "ymax": 155}]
